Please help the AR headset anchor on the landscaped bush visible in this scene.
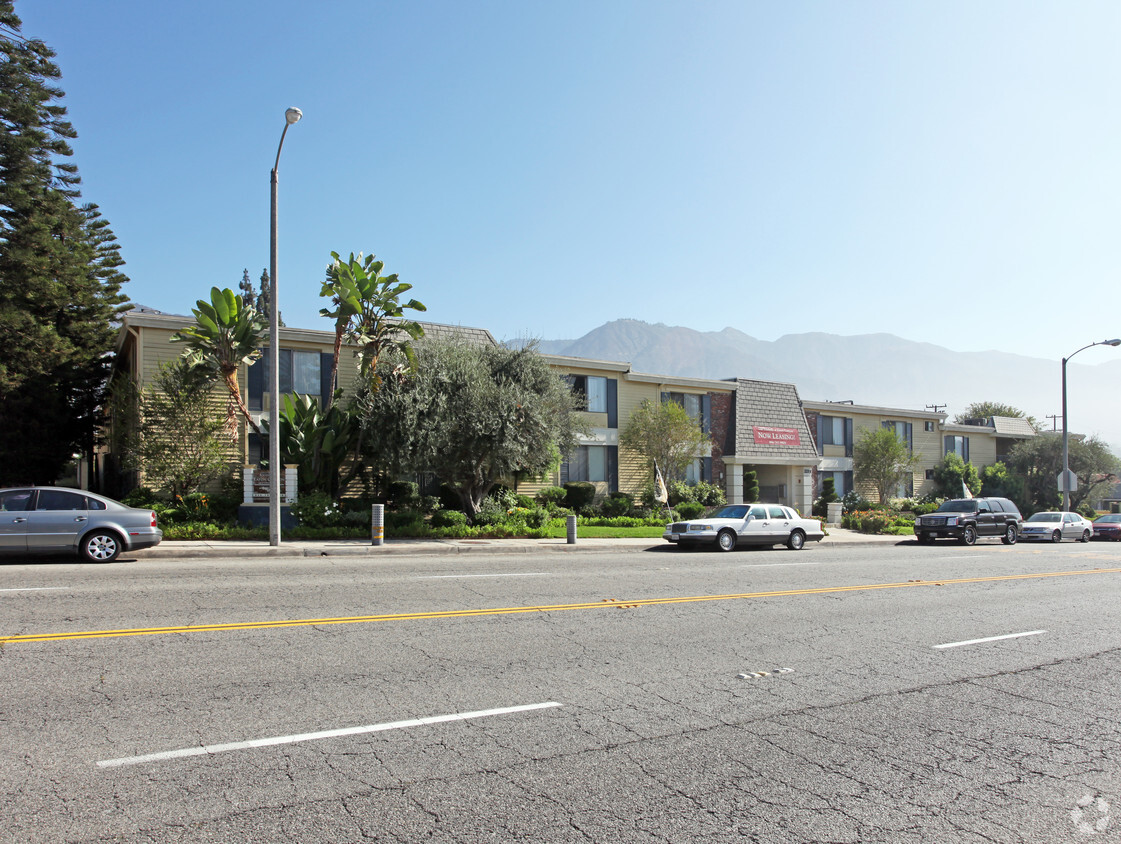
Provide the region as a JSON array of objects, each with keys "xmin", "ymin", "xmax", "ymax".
[
  {"xmin": 385, "ymin": 509, "xmax": 426, "ymax": 532},
  {"xmin": 386, "ymin": 481, "xmax": 419, "ymax": 510},
  {"xmin": 600, "ymin": 491, "xmax": 634, "ymax": 518},
  {"xmin": 676, "ymin": 501, "xmax": 706, "ymax": 519},
  {"xmin": 841, "ymin": 490, "xmax": 871, "ymax": 514},
  {"xmin": 536, "ymin": 486, "xmax": 568, "ymax": 508},
  {"xmin": 563, "ymin": 482, "xmax": 597, "ymax": 512},
  {"xmin": 292, "ymin": 491, "xmax": 342, "ymax": 528},
  {"xmin": 431, "ymin": 509, "xmax": 468, "ymax": 528},
  {"xmin": 437, "ymin": 483, "xmax": 462, "ymax": 512}
]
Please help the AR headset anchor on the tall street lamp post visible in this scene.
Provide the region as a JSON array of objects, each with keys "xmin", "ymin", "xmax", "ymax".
[
  {"xmin": 269, "ymin": 106, "xmax": 302, "ymax": 546},
  {"xmin": 1061, "ymin": 337, "xmax": 1120, "ymax": 512}
]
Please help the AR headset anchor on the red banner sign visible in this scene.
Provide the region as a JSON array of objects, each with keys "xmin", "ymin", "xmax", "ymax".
[{"xmin": 753, "ymin": 426, "xmax": 801, "ymax": 446}]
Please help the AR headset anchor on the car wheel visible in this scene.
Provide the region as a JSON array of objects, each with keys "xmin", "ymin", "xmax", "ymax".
[
  {"xmin": 787, "ymin": 530, "xmax": 805, "ymax": 551},
  {"xmin": 1051, "ymin": 530, "xmax": 1062, "ymax": 543},
  {"xmin": 961, "ymin": 526, "xmax": 977, "ymax": 546},
  {"xmin": 1002, "ymin": 525, "xmax": 1018, "ymax": 545},
  {"xmin": 716, "ymin": 529, "xmax": 737, "ymax": 552},
  {"xmin": 81, "ymin": 531, "xmax": 121, "ymax": 563},
  {"xmin": 1081, "ymin": 530, "xmax": 1090, "ymax": 543}
]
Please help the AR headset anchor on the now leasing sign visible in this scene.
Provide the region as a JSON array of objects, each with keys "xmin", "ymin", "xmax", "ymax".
[{"xmin": 753, "ymin": 426, "xmax": 801, "ymax": 446}]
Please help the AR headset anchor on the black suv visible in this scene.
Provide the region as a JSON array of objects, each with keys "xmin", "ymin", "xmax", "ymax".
[{"xmin": 913, "ymin": 497, "xmax": 1022, "ymax": 546}]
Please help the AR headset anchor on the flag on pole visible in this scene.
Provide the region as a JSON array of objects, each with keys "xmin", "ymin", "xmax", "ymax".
[
  {"xmin": 654, "ymin": 460, "xmax": 668, "ymax": 504},
  {"xmin": 961, "ymin": 480, "xmax": 973, "ymax": 499}
]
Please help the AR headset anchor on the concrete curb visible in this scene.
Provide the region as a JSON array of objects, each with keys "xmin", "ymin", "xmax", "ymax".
[{"xmin": 133, "ymin": 530, "xmax": 907, "ymax": 560}]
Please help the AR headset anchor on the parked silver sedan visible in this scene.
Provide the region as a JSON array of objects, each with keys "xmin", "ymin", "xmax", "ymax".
[
  {"xmin": 0, "ymin": 487, "xmax": 162, "ymax": 562},
  {"xmin": 1018, "ymin": 511, "xmax": 1093, "ymax": 543},
  {"xmin": 664, "ymin": 503, "xmax": 824, "ymax": 551}
]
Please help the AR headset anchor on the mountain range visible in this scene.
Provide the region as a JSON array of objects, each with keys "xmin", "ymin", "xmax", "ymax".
[{"xmin": 535, "ymin": 320, "xmax": 1121, "ymax": 454}]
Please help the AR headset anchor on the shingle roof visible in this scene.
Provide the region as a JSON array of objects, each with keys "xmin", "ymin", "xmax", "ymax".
[
  {"xmin": 731, "ymin": 379, "xmax": 820, "ymax": 460},
  {"xmin": 990, "ymin": 416, "xmax": 1037, "ymax": 437}
]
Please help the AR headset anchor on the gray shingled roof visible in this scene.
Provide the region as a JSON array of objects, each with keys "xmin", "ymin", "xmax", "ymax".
[
  {"xmin": 989, "ymin": 416, "xmax": 1037, "ymax": 437},
  {"xmin": 731, "ymin": 379, "xmax": 820, "ymax": 460}
]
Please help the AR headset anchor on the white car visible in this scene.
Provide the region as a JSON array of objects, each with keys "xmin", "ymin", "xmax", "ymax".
[
  {"xmin": 1019, "ymin": 511, "xmax": 1093, "ymax": 543},
  {"xmin": 664, "ymin": 503, "xmax": 824, "ymax": 552}
]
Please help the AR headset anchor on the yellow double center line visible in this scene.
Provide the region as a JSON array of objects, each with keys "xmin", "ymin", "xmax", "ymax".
[{"xmin": 3, "ymin": 567, "xmax": 1120, "ymax": 645}]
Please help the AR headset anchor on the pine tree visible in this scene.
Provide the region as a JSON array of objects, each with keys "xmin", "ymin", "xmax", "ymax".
[{"xmin": 0, "ymin": 2, "xmax": 131, "ymax": 483}]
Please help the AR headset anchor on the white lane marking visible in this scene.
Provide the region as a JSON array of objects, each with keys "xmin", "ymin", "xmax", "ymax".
[
  {"xmin": 934, "ymin": 630, "xmax": 1047, "ymax": 649},
  {"xmin": 416, "ymin": 573, "xmax": 548, "ymax": 579},
  {"xmin": 0, "ymin": 587, "xmax": 69, "ymax": 593},
  {"xmin": 97, "ymin": 701, "xmax": 563, "ymax": 769}
]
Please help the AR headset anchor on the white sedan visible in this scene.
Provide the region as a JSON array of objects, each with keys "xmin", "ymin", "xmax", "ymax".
[
  {"xmin": 664, "ymin": 503, "xmax": 825, "ymax": 552},
  {"xmin": 1019, "ymin": 511, "xmax": 1093, "ymax": 543}
]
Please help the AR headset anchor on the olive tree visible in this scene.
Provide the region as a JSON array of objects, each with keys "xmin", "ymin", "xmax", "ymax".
[
  {"xmin": 619, "ymin": 399, "xmax": 710, "ymax": 485},
  {"xmin": 358, "ymin": 339, "xmax": 584, "ymax": 516},
  {"xmin": 853, "ymin": 426, "xmax": 920, "ymax": 506}
]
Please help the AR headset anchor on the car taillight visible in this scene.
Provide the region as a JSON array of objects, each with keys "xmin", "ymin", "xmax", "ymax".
[{"xmin": 150, "ymin": 511, "xmax": 158, "ymax": 527}]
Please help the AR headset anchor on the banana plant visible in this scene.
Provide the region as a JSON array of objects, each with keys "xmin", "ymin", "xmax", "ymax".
[
  {"xmin": 171, "ymin": 287, "xmax": 268, "ymax": 438},
  {"xmin": 271, "ymin": 391, "xmax": 360, "ymax": 496},
  {"xmin": 319, "ymin": 251, "xmax": 426, "ymax": 402}
]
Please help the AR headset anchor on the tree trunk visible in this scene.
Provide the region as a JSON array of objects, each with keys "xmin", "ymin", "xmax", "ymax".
[{"xmin": 223, "ymin": 368, "xmax": 260, "ymax": 436}]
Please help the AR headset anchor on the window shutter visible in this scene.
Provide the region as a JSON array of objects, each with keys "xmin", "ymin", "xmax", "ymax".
[
  {"xmin": 702, "ymin": 457, "xmax": 712, "ymax": 483},
  {"xmin": 248, "ymin": 349, "xmax": 265, "ymax": 411},
  {"xmin": 944, "ymin": 435, "xmax": 952, "ymax": 456},
  {"xmin": 844, "ymin": 418, "xmax": 853, "ymax": 457},
  {"xmin": 905, "ymin": 422, "xmax": 913, "ymax": 452},
  {"xmin": 701, "ymin": 394, "xmax": 711, "ymax": 434},
  {"xmin": 606, "ymin": 379, "xmax": 618, "ymax": 428},
  {"xmin": 963, "ymin": 437, "xmax": 970, "ymax": 463},
  {"xmin": 320, "ymin": 352, "xmax": 334, "ymax": 404},
  {"xmin": 607, "ymin": 446, "xmax": 618, "ymax": 493},
  {"xmin": 816, "ymin": 415, "xmax": 824, "ymax": 455}
]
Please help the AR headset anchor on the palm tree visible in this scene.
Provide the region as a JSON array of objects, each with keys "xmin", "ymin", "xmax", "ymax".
[
  {"xmin": 171, "ymin": 287, "xmax": 268, "ymax": 439},
  {"xmin": 319, "ymin": 251, "xmax": 426, "ymax": 403}
]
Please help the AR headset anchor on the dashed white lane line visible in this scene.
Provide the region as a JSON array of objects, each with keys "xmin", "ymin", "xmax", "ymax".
[
  {"xmin": 0, "ymin": 587, "xmax": 69, "ymax": 593},
  {"xmin": 933, "ymin": 630, "xmax": 1047, "ymax": 649},
  {"xmin": 96, "ymin": 701, "xmax": 563, "ymax": 769}
]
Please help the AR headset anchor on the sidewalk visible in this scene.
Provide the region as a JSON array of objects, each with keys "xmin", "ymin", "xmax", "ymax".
[{"xmin": 136, "ymin": 528, "xmax": 907, "ymax": 560}]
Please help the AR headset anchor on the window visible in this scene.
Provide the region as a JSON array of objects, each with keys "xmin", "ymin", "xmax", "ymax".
[
  {"xmin": 925, "ymin": 469, "xmax": 935, "ymax": 480},
  {"xmin": 818, "ymin": 415, "xmax": 853, "ymax": 456},
  {"xmin": 749, "ymin": 506, "xmax": 767, "ymax": 519},
  {"xmin": 249, "ymin": 348, "xmax": 325, "ymax": 410},
  {"xmin": 566, "ymin": 375, "xmax": 608, "ymax": 413},
  {"xmin": 35, "ymin": 490, "xmax": 87, "ymax": 510},
  {"xmin": 566, "ymin": 445, "xmax": 607, "ymax": 482},
  {"xmin": 821, "ymin": 471, "xmax": 851, "ymax": 497},
  {"xmin": 663, "ymin": 392, "xmax": 706, "ymax": 429},
  {"xmin": 925, "ymin": 421, "xmax": 935, "ymax": 432},
  {"xmin": 945, "ymin": 435, "xmax": 970, "ymax": 461},
  {"xmin": 882, "ymin": 420, "xmax": 913, "ymax": 451},
  {"xmin": 767, "ymin": 506, "xmax": 787, "ymax": 519},
  {"xmin": 0, "ymin": 490, "xmax": 31, "ymax": 512}
]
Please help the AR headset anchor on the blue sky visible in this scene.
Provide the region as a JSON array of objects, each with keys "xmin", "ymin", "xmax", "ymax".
[{"xmin": 18, "ymin": 1, "xmax": 1121, "ymax": 364}]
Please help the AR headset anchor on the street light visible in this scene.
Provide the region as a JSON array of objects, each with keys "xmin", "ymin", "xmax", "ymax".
[
  {"xmin": 269, "ymin": 106, "xmax": 302, "ymax": 546},
  {"xmin": 1061, "ymin": 337, "xmax": 1120, "ymax": 511}
]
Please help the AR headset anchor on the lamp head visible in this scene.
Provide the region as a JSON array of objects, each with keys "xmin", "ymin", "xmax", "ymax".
[
  {"xmin": 1105, "ymin": 338, "xmax": 1121, "ymax": 347},
  {"xmin": 285, "ymin": 107, "xmax": 303, "ymax": 125}
]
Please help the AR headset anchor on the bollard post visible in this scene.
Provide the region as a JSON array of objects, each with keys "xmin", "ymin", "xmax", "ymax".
[
  {"xmin": 371, "ymin": 503, "xmax": 384, "ymax": 546},
  {"xmin": 566, "ymin": 514, "xmax": 577, "ymax": 545}
]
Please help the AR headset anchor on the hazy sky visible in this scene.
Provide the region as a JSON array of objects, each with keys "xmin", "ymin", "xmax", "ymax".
[{"xmin": 17, "ymin": 1, "xmax": 1121, "ymax": 365}]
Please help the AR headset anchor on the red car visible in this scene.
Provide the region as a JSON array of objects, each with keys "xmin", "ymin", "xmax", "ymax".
[{"xmin": 1091, "ymin": 513, "xmax": 1121, "ymax": 541}]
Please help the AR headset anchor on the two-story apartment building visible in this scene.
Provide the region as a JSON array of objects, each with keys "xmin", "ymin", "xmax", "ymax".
[{"xmin": 801, "ymin": 400, "xmax": 1037, "ymax": 502}]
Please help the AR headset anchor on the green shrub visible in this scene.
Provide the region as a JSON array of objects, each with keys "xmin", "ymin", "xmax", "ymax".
[
  {"xmin": 813, "ymin": 477, "xmax": 839, "ymax": 518},
  {"xmin": 431, "ymin": 509, "xmax": 468, "ymax": 528},
  {"xmin": 676, "ymin": 501, "xmax": 706, "ymax": 519},
  {"xmin": 386, "ymin": 481, "xmax": 419, "ymax": 510},
  {"xmin": 525, "ymin": 507, "xmax": 550, "ymax": 528},
  {"xmin": 536, "ymin": 486, "xmax": 568, "ymax": 507},
  {"xmin": 292, "ymin": 491, "xmax": 341, "ymax": 528},
  {"xmin": 600, "ymin": 491, "xmax": 634, "ymax": 518},
  {"xmin": 563, "ymin": 482, "xmax": 597, "ymax": 511},
  {"xmin": 515, "ymin": 493, "xmax": 535, "ymax": 509},
  {"xmin": 385, "ymin": 509, "xmax": 425, "ymax": 532},
  {"xmin": 841, "ymin": 490, "xmax": 871, "ymax": 514},
  {"xmin": 122, "ymin": 487, "xmax": 159, "ymax": 508}
]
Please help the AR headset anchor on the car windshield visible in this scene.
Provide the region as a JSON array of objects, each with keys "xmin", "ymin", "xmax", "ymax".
[
  {"xmin": 710, "ymin": 505, "xmax": 749, "ymax": 519},
  {"xmin": 1094, "ymin": 514, "xmax": 1121, "ymax": 523},
  {"xmin": 936, "ymin": 500, "xmax": 977, "ymax": 513},
  {"xmin": 1026, "ymin": 513, "xmax": 1061, "ymax": 523}
]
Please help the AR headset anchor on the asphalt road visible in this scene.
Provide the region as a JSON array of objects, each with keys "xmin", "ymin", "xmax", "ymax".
[{"xmin": 2, "ymin": 540, "xmax": 1120, "ymax": 843}]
